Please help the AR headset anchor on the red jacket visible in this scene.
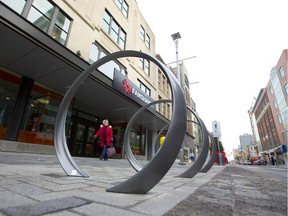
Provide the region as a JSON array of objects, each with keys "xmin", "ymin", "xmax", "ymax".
[{"xmin": 95, "ymin": 125, "xmax": 113, "ymax": 147}]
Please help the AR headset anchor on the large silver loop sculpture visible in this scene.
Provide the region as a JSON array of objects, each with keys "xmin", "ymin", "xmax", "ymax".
[
  {"xmin": 176, "ymin": 107, "xmax": 209, "ymax": 178},
  {"xmin": 123, "ymin": 99, "xmax": 172, "ymax": 172},
  {"xmin": 54, "ymin": 50, "xmax": 187, "ymax": 194},
  {"xmin": 199, "ymin": 132, "xmax": 217, "ymax": 173}
]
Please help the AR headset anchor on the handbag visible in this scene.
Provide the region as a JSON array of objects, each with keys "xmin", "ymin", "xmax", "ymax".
[{"xmin": 107, "ymin": 146, "xmax": 116, "ymax": 157}]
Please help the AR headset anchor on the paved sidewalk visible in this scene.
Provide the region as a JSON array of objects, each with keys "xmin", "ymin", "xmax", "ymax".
[
  {"xmin": 165, "ymin": 165, "xmax": 287, "ymax": 216},
  {"xmin": 0, "ymin": 152, "xmax": 224, "ymax": 216}
]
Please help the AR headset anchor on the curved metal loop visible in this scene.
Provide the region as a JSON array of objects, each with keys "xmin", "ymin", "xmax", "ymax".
[
  {"xmin": 54, "ymin": 50, "xmax": 187, "ymax": 194},
  {"xmin": 107, "ymin": 54, "xmax": 187, "ymax": 194},
  {"xmin": 124, "ymin": 99, "xmax": 172, "ymax": 172},
  {"xmin": 177, "ymin": 107, "xmax": 209, "ymax": 178},
  {"xmin": 154, "ymin": 123, "xmax": 170, "ymax": 154},
  {"xmin": 199, "ymin": 132, "xmax": 217, "ymax": 173}
]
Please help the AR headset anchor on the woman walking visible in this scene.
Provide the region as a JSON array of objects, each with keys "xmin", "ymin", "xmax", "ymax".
[{"xmin": 94, "ymin": 119, "xmax": 113, "ymax": 161}]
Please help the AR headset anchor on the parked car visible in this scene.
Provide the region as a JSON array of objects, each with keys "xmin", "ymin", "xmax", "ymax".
[
  {"xmin": 252, "ymin": 159, "xmax": 265, "ymax": 165},
  {"xmin": 239, "ymin": 160, "xmax": 251, "ymax": 165},
  {"xmin": 244, "ymin": 160, "xmax": 252, "ymax": 165}
]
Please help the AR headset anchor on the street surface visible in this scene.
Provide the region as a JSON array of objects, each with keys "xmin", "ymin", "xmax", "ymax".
[{"xmin": 165, "ymin": 165, "xmax": 287, "ymax": 216}]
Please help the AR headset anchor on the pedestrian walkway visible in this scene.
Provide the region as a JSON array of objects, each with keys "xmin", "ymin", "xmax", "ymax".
[{"xmin": 0, "ymin": 152, "xmax": 224, "ymax": 216}]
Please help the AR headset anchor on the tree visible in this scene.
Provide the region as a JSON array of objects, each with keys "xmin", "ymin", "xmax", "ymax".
[{"xmin": 217, "ymin": 140, "xmax": 225, "ymax": 152}]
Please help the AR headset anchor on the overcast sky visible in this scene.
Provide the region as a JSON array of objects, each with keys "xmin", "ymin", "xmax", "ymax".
[{"xmin": 137, "ymin": 0, "xmax": 288, "ymax": 152}]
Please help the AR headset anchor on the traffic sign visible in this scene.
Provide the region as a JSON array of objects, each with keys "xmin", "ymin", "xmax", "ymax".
[{"xmin": 212, "ymin": 120, "xmax": 221, "ymax": 137}]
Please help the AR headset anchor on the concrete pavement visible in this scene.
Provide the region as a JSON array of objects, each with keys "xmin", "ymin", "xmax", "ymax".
[{"xmin": 0, "ymin": 152, "xmax": 224, "ymax": 216}]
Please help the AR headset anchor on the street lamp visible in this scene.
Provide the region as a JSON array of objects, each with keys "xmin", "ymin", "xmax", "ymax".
[
  {"xmin": 171, "ymin": 32, "xmax": 181, "ymax": 84},
  {"xmin": 172, "ymin": 32, "xmax": 185, "ymax": 165}
]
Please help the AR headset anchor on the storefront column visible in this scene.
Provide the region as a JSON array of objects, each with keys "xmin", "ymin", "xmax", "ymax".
[
  {"xmin": 147, "ymin": 130, "xmax": 155, "ymax": 160},
  {"xmin": 5, "ymin": 76, "xmax": 34, "ymax": 141}
]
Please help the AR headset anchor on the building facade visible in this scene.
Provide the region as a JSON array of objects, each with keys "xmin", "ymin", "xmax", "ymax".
[
  {"xmin": 0, "ymin": 0, "xmax": 178, "ymax": 159},
  {"xmin": 251, "ymin": 49, "xmax": 287, "ymax": 162}
]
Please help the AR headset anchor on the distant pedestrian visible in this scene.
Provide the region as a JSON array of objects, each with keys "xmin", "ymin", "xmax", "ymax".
[
  {"xmin": 189, "ymin": 152, "xmax": 195, "ymax": 162},
  {"xmin": 271, "ymin": 156, "xmax": 275, "ymax": 165},
  {"xmin": 277, "ymin": 155, "xmax": 284, "ymax": 167},
  {"xmin": 94, "ymin": 119, "xmax": 113, "ymax": 161}
]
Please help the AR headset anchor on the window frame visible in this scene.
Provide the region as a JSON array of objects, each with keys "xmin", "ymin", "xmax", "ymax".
[
  {"xmin": 114, "ymin": 0, "xmax": 129, "ymax": 18},
  {"xmin": 137, "ymin": 79, "xmax": 151, "ymax": 96},
  {"xmin": 103, "ymin": 9, "xmax": 126, "ymax": 49},
  {"xmin": 279, "ymin": 66, "xmax": 284, "ymax": 78}
]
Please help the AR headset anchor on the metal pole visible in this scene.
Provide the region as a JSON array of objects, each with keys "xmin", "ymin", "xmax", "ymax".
[
  {"xmin": 216, "ymin": 137, "xmax": 222, "ymax": 165},
  {"xmin": 175, "ymin": 39, "xmax": 181, "ymax": 84}
]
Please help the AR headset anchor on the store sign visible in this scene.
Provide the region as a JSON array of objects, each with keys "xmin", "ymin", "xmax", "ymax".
[{"xmin": 113, "ymin": 70, "xmax": 156, "ymax": 113}]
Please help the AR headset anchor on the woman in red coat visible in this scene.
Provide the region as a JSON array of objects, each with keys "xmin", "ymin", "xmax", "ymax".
[{"xmin": 94, "ymin": 119, "xmax": 113, "ymax": 160}]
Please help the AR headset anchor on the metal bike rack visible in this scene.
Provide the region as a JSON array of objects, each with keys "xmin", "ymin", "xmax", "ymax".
[
  {"xmin": 154, "ymin": 123, "xmax": 170, "ymax": 155},
  {"xmin": 54, "ymin": 50, "xmax": 187, "ymax": 194},
  {"xmin": 176, "ymin": 107, "xmax": 210, "ymax": 178},
  {"xmin": 122, "ymin": 99, "xmax": 172, "ymax": 172},
  {"xmin": 123, "ymin": 101, "xmax": 213, "ymax": 179},
  {"xmin": 199, "ymin": 132, "xmax": 217, "ymax": 173}
]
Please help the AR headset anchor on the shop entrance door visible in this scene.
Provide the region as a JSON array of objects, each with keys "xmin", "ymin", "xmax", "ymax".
[{"xmin": 70, "ymin": 118, "xmax": 98, "ymax": 157}]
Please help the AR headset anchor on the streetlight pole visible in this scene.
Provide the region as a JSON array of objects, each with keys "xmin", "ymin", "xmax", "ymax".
[
  {"xmin": 171, "ymin": 32, "xmax": 181, "ymax": 84},
  {"xmin": 171, "ymin": 32, "xmax": 185, "ymax": 165}
]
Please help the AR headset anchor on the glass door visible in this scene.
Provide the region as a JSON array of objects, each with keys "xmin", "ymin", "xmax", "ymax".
[
  {"xmin": 73, "ymin": 122, "xmax": 85, "ymax": 156},
  {"xmin": 70, "ymin": 118, "xmax": 98, "ymax": 157}
]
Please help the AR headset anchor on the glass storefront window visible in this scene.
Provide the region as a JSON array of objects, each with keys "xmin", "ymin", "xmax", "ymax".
[
  {"xmin": 130, "ymin": 125, "xmax": 146, "ymax": 155},
  {"xmin": 0, "ymin": 74, "xmax": 20, "ymax": 139},
  {"xmin": 18, "ymin": 84, "xmax": 64, "ymax": 145}
]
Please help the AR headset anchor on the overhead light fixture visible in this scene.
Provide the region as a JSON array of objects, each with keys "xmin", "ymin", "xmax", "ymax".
[{"xmin": 171, "ymin": 32, "xmax": 181, "ymax": 41}]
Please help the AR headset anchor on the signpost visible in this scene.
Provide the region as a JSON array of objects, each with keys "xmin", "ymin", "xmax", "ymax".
[{"xmin": 212, "ymin": 121, "xmax": 223, "ymax": 165}]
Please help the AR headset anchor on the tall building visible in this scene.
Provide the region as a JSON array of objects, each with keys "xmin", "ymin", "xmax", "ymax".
[
  {"xmin": 170, "ymin": 62, "xmax": 200, "ymax": 158},
  {"xmin": 239, "ymin": 133, "xmax": 253, "ymax": 151},
  {"xmin": 251, "ymin": 49, "xmax": 287, "ymax": 160},
  {"xmin": 248, "ymin": 98, "xmax": 262, "ymax": 154},
  {"xmin": 0, "ymin": 0, "xmax": 198, "ymax": 160}
]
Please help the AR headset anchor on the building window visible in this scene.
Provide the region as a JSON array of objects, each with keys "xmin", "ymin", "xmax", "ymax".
[
  {"xmin": 51, "ymin": 10, "xmax": 71, "ymax": 45},
  {"xmin": 140, "ymin": 25, "xmax": 150, "ymax": 49},
  {"xmin": 103, "ymin": 10, "xmax": 126, "ymax": 49},
  {"xmin": 279, "ymin": 66, "xmax": 284, "ymax": 78},
  {"xmin": 284, "ymin": 83, "xmax": 288, "ymax": 96},
  {"xmin": 139, "ymin": 58, "xmax": 150, "ymax": 76},
  {"xmin": 269, "ymin": 86, "xmax": 274, "ymax": 95},
  {"xmin": 25, "ymin": 0, "xmax": 71, "ymax": 45},
  {"xmin": 158, "ymin": 71, "xmax": 161, "ymax": 90},
  {"xmin": 145, "ymin": 34, "xmax": 150, "ymax": 48},
  {"xmin": 137, "ymin": 79, "xmax": 151, "ymax": 96},
  {"xmin": 88, "ymin": 42, "xmax": 126, "ymax": 78},
  {"xmin": 273, "ymin": 99, "xmax": 278, "ymax": 108},
  {"xmin": 114, "ymin": 0, "xmax": 129, "ymax": 18},
  {"xmin": 158, "ymin": 95, "xmax": 162, "ymax": 113},
  {"xmin": 140, "ymin": 26, "xmax": 145, "ymax": 41},
  {"xmin": 277, "ymin": 114, "xmax": 282, "ymax": 124},
  {"xmin": 2, "ymin": 0, "xmax": 72, "ymax": 45},
  {"xmin": 162, "ymin": 75, "xmax": 166, "ymax": 92},
  {"xmin": 1, "ymin": 0, "xmax": 26, "ymax": 14},
  {"xmin": 167, "ymin": 103, "xmax": 170, "ymax": 119}
]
